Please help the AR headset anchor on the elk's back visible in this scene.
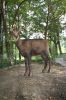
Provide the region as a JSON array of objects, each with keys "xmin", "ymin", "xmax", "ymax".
[{"xmin": 21, "ymin": 39, "xmax": 49, "ymax": 55}]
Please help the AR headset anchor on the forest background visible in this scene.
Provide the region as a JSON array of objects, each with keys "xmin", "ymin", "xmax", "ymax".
[{"xmin": 0, "ymin": 0, "xmax": 66, "ymax": 68}]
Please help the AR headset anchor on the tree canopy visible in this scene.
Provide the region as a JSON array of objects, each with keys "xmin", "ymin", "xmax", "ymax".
[{"xmin": 0, "ymin": 0, "xmax": 66, "ymax": 66}]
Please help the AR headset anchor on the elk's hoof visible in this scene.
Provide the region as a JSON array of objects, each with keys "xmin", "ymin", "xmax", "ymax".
[
  {"xmin": 47, "ymin": 70, "xmax": 50, "ymax": 73},
  {"xmin": 42, "ymin": 69, "xmax": 45, "ymax": 73},
  {"xmin": 24, "ymin": 72, "xmax": 27, "ymax": 76},
  {"xmin": 28, "ymin": 73, "xmax": 32, "ymax": 77},
  {"xmin": 28, "ymin": 73, "xmax": 31, "ymax": 77},
  {"xmin": 24, "ymin": 72, "xmax": 32, "ymax": 77}
]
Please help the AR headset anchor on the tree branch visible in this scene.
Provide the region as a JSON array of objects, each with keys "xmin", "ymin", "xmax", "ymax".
[{"xmin": 13, "ymin": 0, "xmax": 28, "ymax": 24}]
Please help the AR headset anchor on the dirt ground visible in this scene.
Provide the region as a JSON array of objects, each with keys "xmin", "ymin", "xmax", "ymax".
[{"xmin": 0, "ymin": 63, "xmax": 66, "ymax": 100}]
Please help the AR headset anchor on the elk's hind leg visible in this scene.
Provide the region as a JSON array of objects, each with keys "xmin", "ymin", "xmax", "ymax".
[
  {"xmin": 47, "ymin": 57, "xmax": 51, "ymax": 73},
  {"xmin": 27, "ymin": 56, "xmax": 32, "ymax": 76},
  {"xmin": 41, "ymin": 51, "xmax": 50, "ymax": 73},
  {"xmin": 42, "ymin": 61, "xmax": 47, "ymax": 73},
  {"xmin": 24, "ymin": 57, "xmax": 28, "ymax": 76}
]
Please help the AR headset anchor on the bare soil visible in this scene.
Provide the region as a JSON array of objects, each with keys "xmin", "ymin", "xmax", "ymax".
[{"xmin": 0, "ymin": 63, "xmax": 66, "ymax": 100}]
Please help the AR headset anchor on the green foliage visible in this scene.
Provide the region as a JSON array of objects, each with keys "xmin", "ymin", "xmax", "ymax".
[
  {"xmin": 0, "ymin": 0, "xmax": 66, "ymax": 67},
  {"xmin": 0, "ymin": 59, "xmax": 11, "ymax": 68},
  {"xmin": 32, "ymin": 56, "xmax": 43, "ymax": 63},
  {"xmin": 14, "ymin": 59, "xmax": 24, "ymax": 64},
  {"xmin": 55, "ymin": 53, "xmax": 66, "ymax": 61}
]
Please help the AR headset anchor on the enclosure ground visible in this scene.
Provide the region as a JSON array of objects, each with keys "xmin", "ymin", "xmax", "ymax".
[{"xmin": 0, "ymin": 63, "xmax": 66, "ymax": 100}]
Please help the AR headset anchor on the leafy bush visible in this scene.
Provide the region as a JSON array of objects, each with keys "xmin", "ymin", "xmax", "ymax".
[
  {"xmin": 0, "ymin": 59, "xmax": 11, "ymax": 68},
  {"xmin": 32, "ymin": 56, "xmax": 43, "ymax": 63}
]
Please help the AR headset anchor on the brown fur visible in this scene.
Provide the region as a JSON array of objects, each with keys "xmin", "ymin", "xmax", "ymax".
[
  {"xmin": 11, "ymin": 25, "xmax": 50, "ymax": 76},
  {"xmin": 16, "ymin": 39, "xmax": 49, "ymax": 56}
]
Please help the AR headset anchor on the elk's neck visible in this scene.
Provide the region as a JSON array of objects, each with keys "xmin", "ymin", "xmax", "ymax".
[
  {"xmin": 16, "ymin": 36, "xmax": 20, "ymax": 41},
  {"xmin": 16, "ymin": 37, "xmax": 22, "ymax": 48},
  {"xmin": 14, "ymin": 36, "xmax": 20, "ymax": 42}
]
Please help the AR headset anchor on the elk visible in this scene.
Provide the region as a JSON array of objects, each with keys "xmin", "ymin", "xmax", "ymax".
[{"xmin": 11, "ymin": 24, "xmax": 51, "ymax": 76}]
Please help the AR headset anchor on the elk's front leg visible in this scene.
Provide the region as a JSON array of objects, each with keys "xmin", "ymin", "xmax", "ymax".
[
  {"xmin": 28, "ymin": 56, "xmax": 31, "ymax": 76},
  {"xmin": 47, "ymin": 58, "xmax": 51, "ymax": 73},
  {"xmin": 41, "ymin": 51, "xmax": 48, "ymax": 73},
  {"xmin": 42, "ymin": 60, "xmax": 47, "ymax": 73},
  {"xmin": 42, "ymin": 57, "xmax": 50, "ymax": 73},
  {"xmin": 24, "ymin": 57, "xmax": 28, "ymax": 76}
]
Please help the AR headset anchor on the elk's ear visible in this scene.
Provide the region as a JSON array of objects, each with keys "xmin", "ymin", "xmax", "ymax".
[
  {"xmin": 13, "ymin": 23, "xmax": 17, "ymax": 30},
  {"xmin": 18, "ymin": 31, "xmax": 21, "ymax": 35},
  {"xmin": 10, "ymin": 30, "xmax": 13, "ymax": 35},
  {"xmin": 10, "ymin": 25, "xmax": 14, "ymax": 35}
]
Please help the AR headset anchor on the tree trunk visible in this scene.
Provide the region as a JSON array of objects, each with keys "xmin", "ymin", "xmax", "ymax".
[
  {"xmin": 53, "ymin": 38, "xmax": 58, "ymax": 56},
  {"xmin": 44, "ymin": 0, "xmax": 51, "ymax": 39},
  {"xmin": 57, "ymin": 32, "xmax": 62, "ymax": 54},
  {"xmin": 2, "ymin": 0, "xmax": 10, "ymax": 60},
  {"xmin": 44, "ymin": 4, "xmax": 49, "ymax": 39},
  {"xmin": 18, "ymin": 10, "xmax": 21, "ymax": 61},
  {"xmin": 0, "ymin": 0, "xmax": 4, "ymax": 60}
]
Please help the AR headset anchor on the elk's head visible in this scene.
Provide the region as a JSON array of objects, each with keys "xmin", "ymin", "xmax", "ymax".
[{"xmin": 11, "ymin": 24, "xmax": 20, "ymax": 40}]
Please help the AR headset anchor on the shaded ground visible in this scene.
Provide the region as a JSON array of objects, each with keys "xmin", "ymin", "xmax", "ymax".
[{"xmin": 0, "ymin": 63, "xmax": 66, "ymax": 100}]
